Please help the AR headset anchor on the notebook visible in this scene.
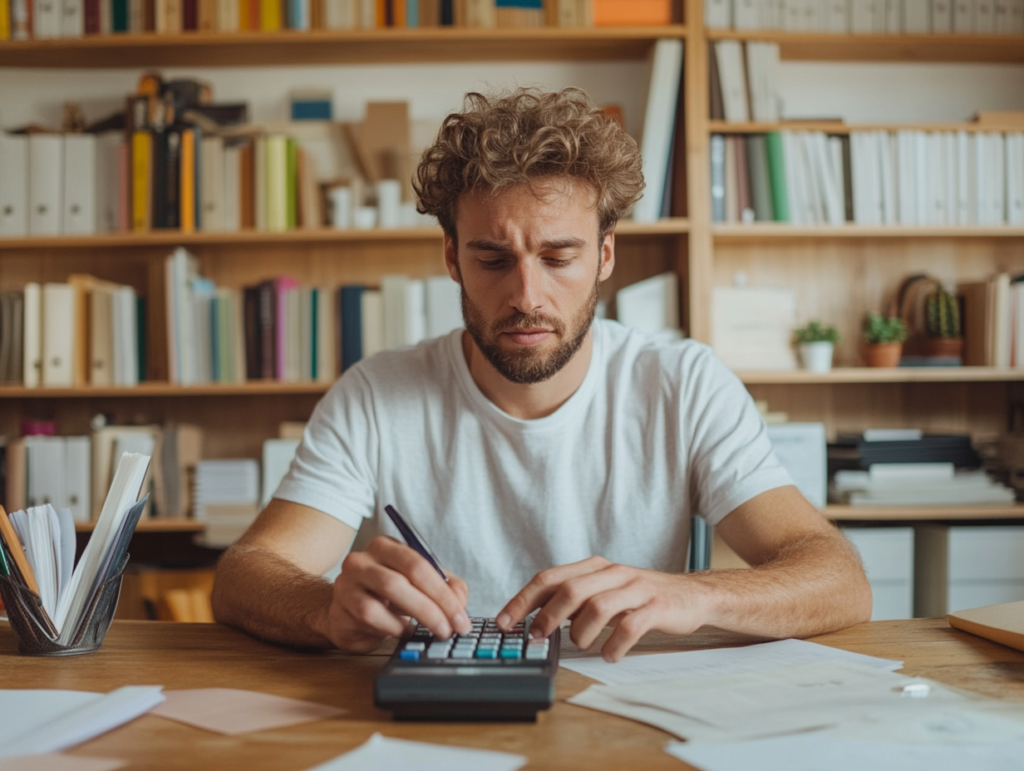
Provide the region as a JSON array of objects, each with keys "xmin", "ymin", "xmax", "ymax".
[{"xmin": 947, "ymin": 600, "xmax": 1024, "ymax": 653}]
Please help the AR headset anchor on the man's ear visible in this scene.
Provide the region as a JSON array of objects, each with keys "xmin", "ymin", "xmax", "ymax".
[
  {"xmin": 443, "ymin": 232, "xmax": 460, "ymax": 283},
  {"xmin": 598, "ymin": 232, "xmax": 616, "ymax": 282}
]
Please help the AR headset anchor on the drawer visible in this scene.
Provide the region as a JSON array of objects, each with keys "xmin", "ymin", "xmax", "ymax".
[
  {"xmin": 842, "ymin": 527, "xmax": 914, "ymax": 582},
  {"xmin": 948, "ymin": 527, "xmax": 1024, "ymax": 581}
]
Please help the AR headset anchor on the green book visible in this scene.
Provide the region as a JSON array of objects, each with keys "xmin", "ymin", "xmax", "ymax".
[
  {"xmin": 136, "ymin": 296, "xmax": 146, "ymax": 383},
  {"xmin": 765, "ymin": 131, "xmax": 790, "ymax": 223},
  {"xmin": 746, "ymin": 135, "xmax": 774, "ymax": 222},
  {"xmin": 286, "ymin": 138, "xmax": 298, "ymax": 231},
  {"xmin": 112, "ymin": 0, "xmax": 129, "ymax": 32},
  {"xmin": 265, "ymin": 136, "xmax": 288, "ymax": 232}
]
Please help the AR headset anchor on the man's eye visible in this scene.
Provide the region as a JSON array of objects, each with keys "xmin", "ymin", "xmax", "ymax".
[
  {"xmin": 546, "ymin": 258, "xmax": 573, "ymax": 268},
  {"xmin": 480, "ymin": 259, "xmax": 509, "ymax": 270}
]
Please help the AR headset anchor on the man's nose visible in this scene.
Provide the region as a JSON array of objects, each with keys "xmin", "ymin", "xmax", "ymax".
[{"xmin": 508, "ymin": 260, "xmax": 544, "ymax": 315}]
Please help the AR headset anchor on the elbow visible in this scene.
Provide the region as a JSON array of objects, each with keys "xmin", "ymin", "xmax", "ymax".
[
  {"xmin": 848, "ymin": 566, "xmax": 873, "ymax": 626},
  {"xmin": 210, "ymin": 548, "xmax": 239, "ymax": 626}
]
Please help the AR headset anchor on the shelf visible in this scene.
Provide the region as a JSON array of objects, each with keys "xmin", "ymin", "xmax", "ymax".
[
  {"xmin": 705, "ymin": 30, "xmax": 1024, "ymax": 63},
  {"xmin": 713, "ymin": 224, "xmax": 1024, "ymax": 241},
  {"xmin": 0, "ymin": 26, "xmax": 687, "ymax": 68},
  {"xmin": 0, "ymin": 218, "xmax": 689, "ymax": 250},
  {"xmin": 738, "ymin": 367, "xmax": 1024, "ymax": 384},
  {"xmin": 706, "ymin": 120, "xmax": 1017, "ymax": 134},
  {"xmin": 825, "ymin": 504, "xmax": 1024, "ymax": 521},
  {"xmin": 0, "ymin": 382, "xmax": 331, "ymax": 398},
  {"xmin": 75, "ymin": 518, "xmax": 204, "ymax": 532}
]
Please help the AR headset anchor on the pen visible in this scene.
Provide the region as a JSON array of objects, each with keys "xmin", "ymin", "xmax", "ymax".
[{"xmin": 384, "ymin": 504, "xmax": 448, "ymax": 582}]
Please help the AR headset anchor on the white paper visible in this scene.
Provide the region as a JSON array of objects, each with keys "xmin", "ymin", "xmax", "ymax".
[
  {"xmin": 0, "ymin": 686, "xmax": 164, "ymax": 758},
  {"xmin": 665, "ymin": 734, "xmax": 1024, "ymax": 771},
  {"xmin": 569, "ymin": 686, "xmax": 731, "ymax": 742},
  {"xmin": 304, "ymin": 733, "xmax": 527, "ymax": 771},
  {"xmin": 559, "ymin": 638, "xmax": 902, "ymax": 686},
  {"xmin": 0, "ymin": 690, "xmax": 102, "ymax": 749}
]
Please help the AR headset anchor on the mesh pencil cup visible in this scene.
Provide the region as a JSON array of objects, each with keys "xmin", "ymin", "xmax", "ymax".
[{"xmin": 0, "ymin": 553, "xmax": 129, "ymax": 656}]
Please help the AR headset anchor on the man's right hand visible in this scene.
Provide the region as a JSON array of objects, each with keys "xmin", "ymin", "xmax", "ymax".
[{"xmin": 325, "ymin": 535, "xmax": 472, "ymax": 653}]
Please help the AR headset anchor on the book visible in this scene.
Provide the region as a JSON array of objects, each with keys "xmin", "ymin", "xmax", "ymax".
[
  {"xmin": 0, "ymin": 134, "xmax": 29, "ymax": 237},
  {"xmin": 947, "ymin": 600, "xmax": 1024, "ymax": 653},
  {"xmin": 615, "ymin": 272, "xmax": 680, "ymax": 337}
]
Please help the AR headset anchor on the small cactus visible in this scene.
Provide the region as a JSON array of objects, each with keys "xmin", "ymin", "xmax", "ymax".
[{"xmin": 925, "ymin": 290, "xmax": 961, "ymax": 339}]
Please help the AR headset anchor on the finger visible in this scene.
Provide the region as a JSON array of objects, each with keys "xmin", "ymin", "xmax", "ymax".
[
  {"xmin": 529, "ymin": 565, "xmax": 635, "ymax": 640},
  {"xmin": 448, "ymin": 574, "xmax": 470, "ymax": 608},
  {"xmin": 497, "ymin": 556, "xmax": 611, "ymax": 630},
  {"xmin": 370, "ymin": 538, "xmax": 471, "ymax": 635},
  {"xmin": 340, "ymin": 591, "xmax": 409, "ymax": 640},
  {"xmin": 569, "ymin": 581, "xmax": 652, "ymax": 651},
  {"xmin": 354, "ymin": 560, "xmax": 459, "ymax": 639},
  {"xmin": 601, "ymin": 605, "xmax": 658, "ymax": 663}
]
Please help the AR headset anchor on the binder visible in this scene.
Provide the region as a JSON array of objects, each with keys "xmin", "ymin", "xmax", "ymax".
[
  {"xmin": 0, "ymin": 134, "xmax": 28, "ymax": 237},
  {"xmin": 62, "ymin": 0, "xmax": 85, "ymax": 34},
  {"xmin": 713, "ymin": 41, "xmax": 749, "ymax": 123},
  {"xmin": 34, "ymin": 0, "xmax": 62, "ymax": 36},
  {"xmin": 23, "ymin": 283, "xmax": 42, "ymax": 388},
  {"xmin": 200, "ymin": 136, "xmax": 225, "ymax": 232},
  {"xmin": 89, "ymin": 286, "xmax": 115, "ymax": 387},
  {"xmin": 66, "ymin": 436, "xmax": 92, "ymax": 523},
  {"xmin": 41, "ymin": 283, "xmax": 76, "ymax": 388},
  {"xmin": 63, "ymin": 134, "xmax": 97, "ymax": 235},
  {"xmin": 28, "ymin": 134, "xmax": 64, "ymax": 237}
]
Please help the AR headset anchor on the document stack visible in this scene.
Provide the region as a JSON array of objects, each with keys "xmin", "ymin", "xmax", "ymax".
[
  {"xmin": 193, "ymin": 458, "xmax": 260, "ymax": 547},
  {"xmin": 0, "ymin": 452, "xmax": 150, "ymax": 654},
  {"xmin": 828, "ymin": 430, "xmax": 1015, "ymax": 506}
]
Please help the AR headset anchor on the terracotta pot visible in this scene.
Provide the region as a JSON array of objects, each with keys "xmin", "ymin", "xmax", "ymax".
[
  {"xmin": 862, "ymin": 342, "xmax": 903, "ymax": 368},
  {"xmin": 923, "ymin": 336, "xmax": 964, "ymax": 359}
]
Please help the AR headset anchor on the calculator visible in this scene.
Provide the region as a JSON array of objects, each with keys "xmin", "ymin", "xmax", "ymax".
[{"xmin": 374, "ymin": 615, "xmax": 561, "ymax": 721}]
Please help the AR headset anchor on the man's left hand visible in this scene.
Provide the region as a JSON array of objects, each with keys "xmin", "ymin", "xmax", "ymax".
[{"xmin": 496, "ymin": 557, "xmax": 707, "ymax": 662}]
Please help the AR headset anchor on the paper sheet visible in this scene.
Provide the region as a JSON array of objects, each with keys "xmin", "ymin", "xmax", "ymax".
[
  {"xmin": 304, "ymin": 733, "xmax": 528, "ymax": 771},
  {"xmin": 0, "ymin": 755, "xmax": 126, "ymax": 771},
  {"xmin": 150, "ymin": 688, "xmax": 345, "ymax": 735},
  {"xmin": 665, "ymin": 734, "xmax": 1024, "ymax": 771},
  {"xmin": 0, "ymin": 691, "xmax": 102, "ymax": 749},
  {"xmin": 1, "ymin": 686, "xmax": 164, "ymax": 759},
  {"xmin": 559, "ymin": 638, "xmax": 902, "ymax": 686}
]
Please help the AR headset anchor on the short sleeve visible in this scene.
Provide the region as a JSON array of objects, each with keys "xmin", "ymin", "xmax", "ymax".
[
  {"xmin": 685, "ymin": 350, "xmax": 794, "ymax": 527},
  {"xmin": 272, "ymin": 367, "xmax": 380, "ymax": 530}
]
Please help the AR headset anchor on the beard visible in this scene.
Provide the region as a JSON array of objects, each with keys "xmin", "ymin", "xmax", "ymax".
[{"xmin": 460, "ymin": 276, "xmax": 600, "ymax": 385}]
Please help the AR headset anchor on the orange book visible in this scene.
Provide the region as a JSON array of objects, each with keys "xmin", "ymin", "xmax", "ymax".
[
  {"xmin": 375, "ymin": 0, "xmax": 385, "ymax": 26},
  {"xmin": 260, "ymin": 0, "xmax": 281, "ymax": 28},
  {"xmin": 593, "ymin": 0, "xmax": 672, "ymax": 25},
  {"xmin": 391, "ymin": 0, "xmax": 405, "ymax": 25},
  {"xmin": 0, "ymin": 0, "xmax": 12, "ymax": 39},
  {"xmin": 131, "ymin": 131, "xmax": 153, "ymax": 232},
  {"xmin": 238, "ymin": 0, "xmax": 248, "ymax": 26},
  {"xmin": 180, "ymin": 129, "xmax": 196, "ymax": 233},
  {"xmin": 246, "ymin": 0, "xmax": 260, "ymax": 26}
]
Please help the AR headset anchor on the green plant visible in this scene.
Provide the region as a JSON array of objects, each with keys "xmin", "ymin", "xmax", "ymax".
[
  {"xmin": 795, "ymin": 321, "xmax": 840, "ymax": 344},
  {"xmin": 925, "ymin": 289, "xmax": 961, "ymax": 338},
  {"xmin": 862, "ymin": 313, "xmax": 908, "ymax": 345}
]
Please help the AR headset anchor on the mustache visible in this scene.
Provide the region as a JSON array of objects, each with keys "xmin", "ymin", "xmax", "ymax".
[{"xmin": 493, "ymin": 313, "xmax": 566, "ymax": 335}]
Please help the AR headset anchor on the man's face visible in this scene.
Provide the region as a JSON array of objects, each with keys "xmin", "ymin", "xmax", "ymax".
[{"xmin": 444, "ymin": 177, "xmax": 614, "ymax": 385}]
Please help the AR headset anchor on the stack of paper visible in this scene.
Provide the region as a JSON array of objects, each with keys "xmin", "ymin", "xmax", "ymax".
[
  {"xmin": 193, "ymin": 459, "xmax": 260, "ymax": 547},
  {"xmin": 831, "ymin": 464, "xmax": 1016, "ymax": 507}
]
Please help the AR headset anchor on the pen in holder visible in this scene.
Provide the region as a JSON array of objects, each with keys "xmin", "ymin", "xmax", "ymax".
[{"xmin": 0, "ymin": 553, "xmax": 129, "ymax": 657}]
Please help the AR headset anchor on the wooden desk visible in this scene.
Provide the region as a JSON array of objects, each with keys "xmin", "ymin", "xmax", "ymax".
[{"xmin": 2, "ymin": 619, "xmax": 1023, "ymax": 770}]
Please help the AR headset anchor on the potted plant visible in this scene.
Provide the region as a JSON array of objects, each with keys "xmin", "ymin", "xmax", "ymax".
[
  {"xmin": 795, "ymin": 321, "xmax": 839, "ymax": 373},
  {"xmin": 923, "ymin": 287, "xmax": 964, "ymax": 360},
  {"xmin": 861, "ymin": 313, "xmax": 908, "ymax": 367}
]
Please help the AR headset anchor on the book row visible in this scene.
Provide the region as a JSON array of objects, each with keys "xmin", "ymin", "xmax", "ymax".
[
  {"xmin": 0, "ymin": 0, "xmax": 671, "ymax": 39},
  {"xmin": 960, "ymin": 273, "xmax": 1024, "ymax": 369},
  {"xmin": 705, "ymin": 0, "xmax": 1024, "ymax": 34},
  {"xmin": 710, "ymin": 130, "xmax": 1024, "ymax": 226}
]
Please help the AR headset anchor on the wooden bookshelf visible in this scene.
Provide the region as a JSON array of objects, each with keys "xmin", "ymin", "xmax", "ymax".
[
  {"xmin": 0, "ymin": 218, "xmax": 690, "ymax": 251},
  {"xmin": 738, "ymin": 368, "xmax": 1024, "ymax": 384},
  {"xmin": 0, "ymin": 382, "xmax": 332, "ymax": 398},
  {"xmin": 707, "ymin": 120, "xmax": 1021, "ymax": 134},
  {"xmin": 825, "ymin": 504, "xmax": 1024, "ymax": 521},
  {"xmin": 75, "ymin": 518, "xmax": 204, "ymax": 533},
  {"xmin": 705, "ymin": 30, "xmax": 1024, "ymax": 63},
  {"xmin": 0, "ymin": 26, "xmax": 687, "ymax": 68},
  {"xmin": 714, "ymin": 225, "xmax": 1024, "ymax": 241}
]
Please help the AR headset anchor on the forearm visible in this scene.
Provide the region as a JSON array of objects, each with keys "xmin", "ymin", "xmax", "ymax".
[
  {"xmin": 688, "ymin": 531, "xmax": 872, "ymax": 639},
  {"xmin": 212, "ymin": 542, "xmax": 335, "ymax": 649}
]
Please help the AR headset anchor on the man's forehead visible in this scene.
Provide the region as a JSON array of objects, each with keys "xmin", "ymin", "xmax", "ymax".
[{"xmin": 454, "ymin": 177, "xmax": 600, "ymax": 233}]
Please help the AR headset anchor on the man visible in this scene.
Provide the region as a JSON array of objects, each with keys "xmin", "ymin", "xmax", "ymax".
[{"xmin": 213, "ymin": 88, "xmax": 871, "ymax": 662}]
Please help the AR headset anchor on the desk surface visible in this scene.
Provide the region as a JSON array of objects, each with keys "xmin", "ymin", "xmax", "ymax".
[{"xmin": 2, "ymin": 618, "xmax": 1023, "ymax": 770}]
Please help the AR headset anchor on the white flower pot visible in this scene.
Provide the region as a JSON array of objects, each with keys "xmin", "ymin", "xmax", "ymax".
[{"xmin": 799, "ymin": 341, "xmax": 834, "ymax": 373}]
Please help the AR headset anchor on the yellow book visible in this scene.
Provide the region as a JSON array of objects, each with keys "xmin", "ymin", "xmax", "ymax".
[
  {"xmin": 180, "ymin": 129, "xmax": 196, "ymax": 233},
  {"xmin": 0, "ymin": 0, "xmax": 11, "ymax": 39},
  {"xmin": 239, "ymin": 0, "xmax": 249, "ymax": 27},
  {"xmin": 131, "ymin": 131, "xmax": 152, "ymax": 232},
  {"xmin": 260, "ymin": 0, "xmax": 282, "ymax": 29}
]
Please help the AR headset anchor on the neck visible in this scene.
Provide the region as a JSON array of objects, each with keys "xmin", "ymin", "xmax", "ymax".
[{"xmin": 462, "ymin": 327, "xmax": 595, "ymax": 420}]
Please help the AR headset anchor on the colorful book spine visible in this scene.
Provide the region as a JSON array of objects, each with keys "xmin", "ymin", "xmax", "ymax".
[
  {"xmin": 260, "ymin": 0, "xmax": 281, "ymax": 27},
  {"xmin": 765, "ymin": 131, "xmax": 790, "ymax": 222},
  {"xmin": 112, "ymin": 0, "xmax": 129, "ymax": 29},
  {"xmin": 131, "ymin": 131, "xmax": 152, "ymax": 231},
  {"xmin": 180, "ymin": 129, "xmax": 196, "ymax": 233},
  {"xmin": 0, "ymin": 0, "xmax": 12, "ymax": 38}
]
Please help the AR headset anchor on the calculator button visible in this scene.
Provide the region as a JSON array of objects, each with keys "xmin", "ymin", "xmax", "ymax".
[
  {"xmin": 400, "ymin": 650, "xmax": 421, "ymax": 661},
  {"xmin": 405, "ymin": 642, "xmax": 427, "ymax": 651},
  {"xmin": 499, "ymin": 648, "xmax": 522, "ymax": 659},
  {"xmin": 525, "ymin": 648, "xmax": 548, "ymax": 660},
  {"xmin": 476, "ymin": 648, "xmax": 498, "ymax": 659},
  {"xmin": 451, "ymin": 649, "xmax": 475, "ymax": 658}
]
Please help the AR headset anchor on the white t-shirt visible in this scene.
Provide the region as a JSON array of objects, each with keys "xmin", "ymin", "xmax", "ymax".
[{"xmin": 274, "ymin": 319, "xmax": 793, "ymax": 616}]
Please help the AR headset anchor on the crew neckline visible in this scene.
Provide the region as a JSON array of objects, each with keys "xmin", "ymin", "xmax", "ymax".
[{"xmin": 447, "ymin": 321, "xmax": 604, "ymax": 432}]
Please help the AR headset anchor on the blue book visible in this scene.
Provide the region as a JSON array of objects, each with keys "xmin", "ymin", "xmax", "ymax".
[
  {"xmin": 288, "ymin": 0, "xmax": 310, "ymax": 29},
  {"xmin": 496, "ymin": 0, "xmax": 543, "ymax": 6},
  {"xmin": 340, "ymin": 285, "xmax": 365, "ymax": 371},
  {"xmin": 406, "ymin": 0, "xmax": 419, "ymax": 27}
]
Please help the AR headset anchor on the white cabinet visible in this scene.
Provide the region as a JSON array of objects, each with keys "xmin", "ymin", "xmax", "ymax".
[{"xmin": 842, "ymin": 527, "xmax": 914, "ymax": 620}]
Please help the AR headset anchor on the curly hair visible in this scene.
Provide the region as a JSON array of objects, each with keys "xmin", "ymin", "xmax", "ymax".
[{"xmin": 414, "ymin": 87, "xmax": 645, "ymax": 239}]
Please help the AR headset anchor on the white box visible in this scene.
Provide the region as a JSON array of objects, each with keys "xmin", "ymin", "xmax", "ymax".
[{"xmin": 843, "ymin": 527, "xmax": 914, "ymax": 620}]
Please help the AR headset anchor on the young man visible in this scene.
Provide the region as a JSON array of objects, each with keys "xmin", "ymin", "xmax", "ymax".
[{"xmin": 213, "ymin": 88, "xmax": 871, "ymax": 662}]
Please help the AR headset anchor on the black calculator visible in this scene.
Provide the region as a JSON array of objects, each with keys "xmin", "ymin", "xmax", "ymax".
[{"xmin": 374, "ymin": 615, "xmax": 561, "ymax": 721}]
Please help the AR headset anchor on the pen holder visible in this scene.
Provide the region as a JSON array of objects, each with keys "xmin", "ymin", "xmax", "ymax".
[{"xmin": 0, "ymin": 553, "xmax": 129, "ymax": 656}]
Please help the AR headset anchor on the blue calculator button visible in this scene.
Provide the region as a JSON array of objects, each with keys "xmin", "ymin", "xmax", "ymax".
[
  {"xmin": 400, "ymin": 650, "xmax": 421, "ymax": 661},
  {"xmin": 500, "ymin": 648, "xmax": 522, "ymax": 659},
  {"xmin": 476, "ymin": 648, "xmax": 498, "ymax": 659}
]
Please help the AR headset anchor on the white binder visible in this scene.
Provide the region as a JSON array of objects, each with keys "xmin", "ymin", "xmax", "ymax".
[
  {"xmin": 41, "ymin": 282, "xmax": 75, "ymax": 387},
  {"xmin": 200, "ymin": 136, "xmax": 225, "ymax": 232},
  {"xmin": 61, "ymin": 0, "xmax": 84, "ymax": 36},
  {"xmin": 66, "ymin": 436, "xmax": 93, "ymax": 523},
  {"xmin": 29, "ymin": 134, "xmax": 64, "ymax": 236},
  {"xmin": 63, "ymin": 134, "xmax": 97, "ymax": 235},
  {"xmin": 0, "ymin": 134, "xmax": 29, "ymax": 237},
  {"xmin": 33, "ymin": 0, "xmax": 62, "ymax": 37},
  {"xmin": 23, "ymin": 282, "xmax": 42, "ymax": 388}
]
